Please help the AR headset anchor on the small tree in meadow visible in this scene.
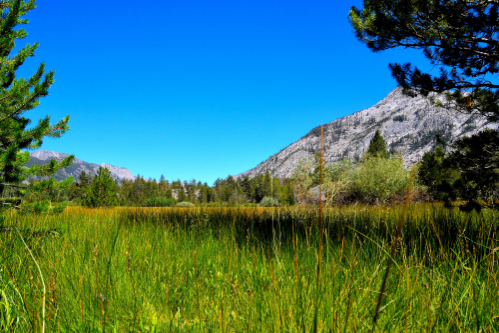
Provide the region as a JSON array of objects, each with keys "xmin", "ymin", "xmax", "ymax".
[{"xmin": 83, "ymin": 167, "xmax": 118, "ymax": 207}]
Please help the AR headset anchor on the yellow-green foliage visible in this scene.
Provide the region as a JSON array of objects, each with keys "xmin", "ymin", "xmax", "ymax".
[{"xmin": 350, "ymin": 154, "xmax": 410, "ymax": 202}]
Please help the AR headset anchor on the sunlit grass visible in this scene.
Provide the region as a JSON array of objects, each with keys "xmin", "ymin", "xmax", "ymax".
[{"xmin": 1, "ymin": 204, "xmax": 499, "ymax": 331}]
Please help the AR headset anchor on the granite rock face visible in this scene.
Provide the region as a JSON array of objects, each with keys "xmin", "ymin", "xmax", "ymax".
[
  {"xmin": 239, "ymin": 87, "xmax": 493, "ymax": 178},
  {"xmin": 26, "ymin": 150, "xmax": 136, "ymax": 183}
]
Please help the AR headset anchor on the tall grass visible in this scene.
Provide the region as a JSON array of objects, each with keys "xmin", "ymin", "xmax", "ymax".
[{"xmin": 1, "ymin": 205, "xmax": 499, "ymax": 331}]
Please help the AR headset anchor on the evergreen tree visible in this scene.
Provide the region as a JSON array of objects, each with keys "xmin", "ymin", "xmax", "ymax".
[
  {"xmin": 176, "ymin": 187, "xmax": 187, "ymax": 202},
  {"xmin": 131, "ymin": 175, "xmax": 144, "ymax": 204},
  {"xmin": 240, "ymin": 175, "xmax": 252, "ymax": 199},
  {"xmin": 82, "ymin": 167, "xmax": 118, "ymax": 207},
  {"xmin": 263, "ymin": 170, "xmax": 272, "ymax": 197},
  {"xmin": 0, "ymin": 0, "xmax": 74, "ymax": 208},
  {"xmin": 79, "ymin": 170, "xmax": 90, "ymax": 185},
  {"xmin": 311, "ymin": 151, "xmax": 323, "ymax": 187},
  {"xmin": 199, "ymin": 184, "xmax": 209, "ymax": 203},
  {"xmin": 447, "ymin": 130, "xmax": 499, "ymax": 205},
  {"xmin": 418, "ymin": 147, "xmax": 461, "ymax": 202},
  {"xmin": 366, "ymin": 130, "xmax": 388, "ymax": 158},
  {"xmin": 69, "ymin": 170, "xmax": 90, "ymax": 202},
  {"xmin": 159, "ymin": 174, "xmax": 168, "ymax": 194}
]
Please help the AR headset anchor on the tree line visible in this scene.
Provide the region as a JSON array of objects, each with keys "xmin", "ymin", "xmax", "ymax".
[{"xmin": 48, "ymin": 168, "xmax": 295, "ymax": 207}]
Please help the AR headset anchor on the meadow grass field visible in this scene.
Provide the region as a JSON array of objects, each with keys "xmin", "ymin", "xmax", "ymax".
[{"xmin": 2, "ymin": 204, "xmax": 499, "ymax": 332}]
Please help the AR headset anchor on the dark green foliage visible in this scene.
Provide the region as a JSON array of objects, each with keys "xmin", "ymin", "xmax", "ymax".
[
  {"xmin": 418, "ymin": 129, "xmax": 499, "ymax": 207},
  {"xmin": 0, "ymin": 0, "xmax": 74, "ymax": 200},
  {"xmin": 303, "ymin": 124, "xmax": 331, "ymax": 139},
  {"xmin": 68, "ymin": 170, "xmax": 90, "ymax": 202},
  {"xmin": 418, "ymin": 147, "xmax": 460, "ymax": 202},
  {"xmin": 447, "ymin": 129, "xmax": 499, "ymax": 204},
  {"xmin": 393, "ymin": 115, "xmax": 407, "ymax": 122},
  {"xmin": 82, "ymin": 167, "xmax": 117, "ymax": 207},
  {"xmin": 366, "ymin": 130, "xmax": 388, "ymax": 158},
  {"xmin": 143, "ymin": 197, "xmax": 176, "ymax": 207}
]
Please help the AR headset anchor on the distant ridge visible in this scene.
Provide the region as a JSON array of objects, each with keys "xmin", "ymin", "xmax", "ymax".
[
  {"xmin": 26, "ymin": 150, "xmax": 136, "ymax": 183},
  {"xmin": 238, "ymin": 87, "xmax": 495, "ymax": 178}
]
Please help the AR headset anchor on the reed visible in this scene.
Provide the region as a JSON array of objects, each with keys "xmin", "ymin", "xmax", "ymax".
[{"xmin": 1, "ymin": 204, "xmax": 499, "ymax": 331}]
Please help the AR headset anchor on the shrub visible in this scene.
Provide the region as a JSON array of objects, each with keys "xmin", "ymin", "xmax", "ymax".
[
  {"xmin": 177, "ymin": 201, "xmax": 195, "ymax": 207},
  {"xmin": 349, "ymin": 155, "xmax": 410, "ymax": 203},
  {"xmin": 143, "ymin": 197, "xmax": 177, "ymax": 207},
  {"xmin": 393, "ymin": 115, "xmax": 407, "ymax": 122},
  {"xmin": 260, "ymin": 196, "xmax": 280, "ymax": 207}
]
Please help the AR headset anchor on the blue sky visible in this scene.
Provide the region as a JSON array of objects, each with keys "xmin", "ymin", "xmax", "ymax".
[{"xmin": 22, "ymin": 0, "xmax": 428, "ymax": 184}]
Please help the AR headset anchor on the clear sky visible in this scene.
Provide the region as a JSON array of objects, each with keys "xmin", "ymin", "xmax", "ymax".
[{"xmin": 21, "ymin": 0, "xmax": 429, "ymax": 184}]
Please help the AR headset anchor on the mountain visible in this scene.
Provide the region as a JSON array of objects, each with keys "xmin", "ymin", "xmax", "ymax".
[
  {"xmin": 26, "ymin": 150, "xmax": 136, "ymax": 183},
  {"xmin": 240, "ymin": 87, "xmax": 494, "ymax": 178}
]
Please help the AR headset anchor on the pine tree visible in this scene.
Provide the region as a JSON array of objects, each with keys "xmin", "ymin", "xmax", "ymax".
[
  {"xmin": 263, "ymin": 170, "xmax": 272, "ymax": 197},
  {"xmin": 131, "ymin": 175, "xmax": 144, "ymax": 204},
  {"xmin": 349, "ymin": 1, "xmax": 499, "ymax": 120},
  {"xmin": 159, "ymin": 174, "xmax": 168, "ymax": 194},
  {"xmin": 68, "ymin": 170, "xmax": 90, "ymax": 202},
  {"xmin": 79, "ymin": 170, "xmax": 89, "ymax": 185},
  {"xmin": 366, "ymin": 130, "xmax": 388, "ymax": 158},
  {"xmin": 82, "ymin": 167, "xmax": 118, "ymax": 207},
  {"xmin": 176, "ymin": 187, "xmax": 187, "ymax": 202},
  {"xmin": 240, "ymin": 176, "xmax": 251, "ymax": 199},
  {"xmin": 0, "ymin": 1, "xmax": 74, "ymax": 207}
]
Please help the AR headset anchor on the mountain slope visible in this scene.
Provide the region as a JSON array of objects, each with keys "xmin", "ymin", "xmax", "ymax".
[
  {"xmin": 26, "ymin": 150, "xmax": 135, "ymax": 183},
  {"xmin": 241, "ymin": 87, "xmax": 492, "ymax": 178}
]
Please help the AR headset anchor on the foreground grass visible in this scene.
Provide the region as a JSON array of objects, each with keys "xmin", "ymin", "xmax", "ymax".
[{"xmin": 1, "ymin": 205, "xmax": 499, "ymax": 332}]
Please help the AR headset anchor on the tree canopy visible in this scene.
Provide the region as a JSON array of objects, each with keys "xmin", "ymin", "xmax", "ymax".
[{"xmin": 349, "ymin": 0, "xmax": 499, "ymax": 122}]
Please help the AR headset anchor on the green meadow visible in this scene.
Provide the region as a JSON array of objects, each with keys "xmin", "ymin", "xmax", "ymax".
[{"xmin": 2, "ymin": 205, "xmax": 499, "ymax": 332}]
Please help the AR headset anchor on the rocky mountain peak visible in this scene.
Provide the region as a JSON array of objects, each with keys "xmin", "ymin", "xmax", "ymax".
[
  {"xmin": 101, "ymin": 163, "xmax": 135, "ymax": 181},
  {"xmin": 239, "ymin": 87, "xmax": 494, "ymax": 179},
  {"xmin": 27, "ymin": 150, "xmax": 136, "ymax": 183}
]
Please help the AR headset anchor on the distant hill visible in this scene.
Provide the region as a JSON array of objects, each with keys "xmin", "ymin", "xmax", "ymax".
[
  {"xmin": 26, "ymin": 150, "xmax": 136, "ymax": 183},
  {"xmin": 238, "ymin": 87, "xmax": 495, "ymax": 178}
]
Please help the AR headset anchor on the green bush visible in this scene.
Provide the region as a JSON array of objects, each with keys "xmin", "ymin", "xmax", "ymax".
[
  {"xmin": 177, "ymin": 201, "xmax": 195, "ymax": 207},
  {"xmin": 349, "ymin": 155, "xmax": 410, "ymax": 203},
  {"xmin": 259, "ymin": 196, "xmax": 280, "ymax": 207},
  {"xmin": 143, "ymin": 197, "xmax": 177, "ymax": 207}
]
